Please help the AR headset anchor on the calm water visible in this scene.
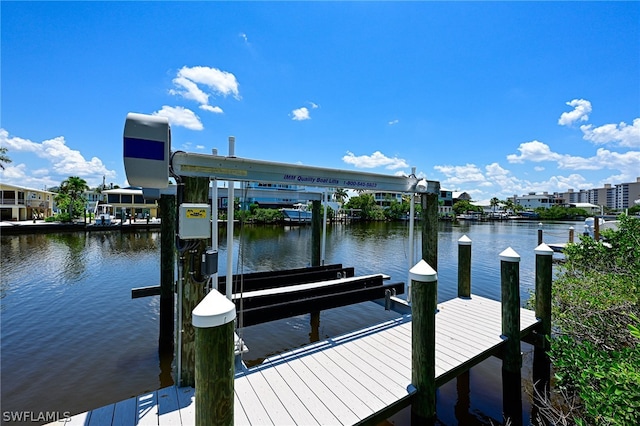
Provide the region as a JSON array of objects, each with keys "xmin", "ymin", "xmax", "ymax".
[{"xmin": 0, "ymin": 220, "xmax": 578, "ymax": 425}]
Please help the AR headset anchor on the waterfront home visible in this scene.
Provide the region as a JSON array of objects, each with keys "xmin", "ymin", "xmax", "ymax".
[{"xmin": 0, "ymin": 183, "xmax": 55, "ymax": 221}]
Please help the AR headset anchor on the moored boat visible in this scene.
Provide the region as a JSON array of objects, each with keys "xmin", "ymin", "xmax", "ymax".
[{"xmin": 281, "ymin": 203, "xmax": 312, "ymax": 223}]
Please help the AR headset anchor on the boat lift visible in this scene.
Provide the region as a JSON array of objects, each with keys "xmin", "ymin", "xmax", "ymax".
[
  {"xmin": 124, "ymin": 113, "xmax": 440, "ymax": 385},
  {"xmin": 124, "ymin": 112, "xmax": 440, "ymax": 295}
]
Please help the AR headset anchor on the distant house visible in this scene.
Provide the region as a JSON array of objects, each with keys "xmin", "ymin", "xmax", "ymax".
[
  {"xmin": 569, "ymin": 202, "xmax": 600, "ymax": 215},
  {"xmin": 102, "ymin": 187, "xmax": 158, "ymax": 218},
  {"xmin": 452, "ymin": 191, "xmax": 472, "ymax": 202},
  {"xmin": 364, "ymin": 191, "xmax": 403, "ymax": 208},
  {"xmin": 512, "ymin": 192, "xmax": 563, "ymax": 210},
  {"xmin": 0, "ymin": 183, "xmax": 55, "ymax": 221},
  {"xmin": 240, "ymin": 182, "xmax": 312, "ymax": 209},
  {"xmin": 439, "ymin": 189, "xmax": 454, "ymax": 217}
]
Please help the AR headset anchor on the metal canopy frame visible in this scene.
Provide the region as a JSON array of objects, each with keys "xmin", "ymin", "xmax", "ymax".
[{"xmin": 170, "ymin": 152, "xmax": 439, "ymax": 195}]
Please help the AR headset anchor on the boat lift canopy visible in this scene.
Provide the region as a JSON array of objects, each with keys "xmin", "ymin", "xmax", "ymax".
[{"xmin": 123, "ymin": 113, "xmax": 439, "ymax": 194}]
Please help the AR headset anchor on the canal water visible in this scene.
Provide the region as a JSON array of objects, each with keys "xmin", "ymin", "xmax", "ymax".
[{"xmin": 0, "ymin": 220, "xmax": 578, "ymax": 425}]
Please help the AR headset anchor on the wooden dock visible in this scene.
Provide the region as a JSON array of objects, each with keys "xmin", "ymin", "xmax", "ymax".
[{"xmin": 50, "ymin": 295, "xmax": 539, "ymax": 425}]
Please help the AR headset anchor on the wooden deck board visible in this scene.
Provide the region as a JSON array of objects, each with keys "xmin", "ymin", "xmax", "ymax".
[
  {"xmin": 112, "ymin": 397, "xmax": 136, "ymax": 425},
  {"xmin": 136, "ymin": 391, "xmax": 158, "ymax": 425},
  {"xmin": 87, "ymin": 403, "xmax": 114, "ymax": 425},
  {"xmin": 157, "ymin": 386, "xmax": 182, "ymax": 425},
  {"xmin": 57, "ymin": 295, "xmax": 541, "ymax": 426},
  {"xmin": 256, "ymin": 363, "xmax": 320, "ymax": 426},
  {"xmin": 174, "ymin": 387, "xmax": 195, "ymax": 425}
]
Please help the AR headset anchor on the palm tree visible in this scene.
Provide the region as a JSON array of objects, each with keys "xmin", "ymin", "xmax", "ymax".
[
  {"xmin": 59, "ymin": 176, "xmax": 89, "ymax": 218},
  {"xmin": 333, "ymin": 188, "xmax": 349, "ymax": 205},
  {"xmin": 502, "ymin": 198, "xmax": 516, "ymax": 214},
  {"xmin": 0, "ymin": 147, "xmax": 11, "ymax": 170},
  {"xmin": 490, "ymin": 197, "xmax": 500, "ymax": 213}
]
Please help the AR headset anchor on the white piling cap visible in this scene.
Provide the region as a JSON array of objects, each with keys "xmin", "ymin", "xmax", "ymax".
[
  {"xmin": 193, "ymin": 290, "xmax": 236, "ymax": 328},
  {"xmin": 458, "ymin": 235, "xmax": 472, "ymax": 245},
  {"xmin": 534, "ymin": 243, "xmax": 554, "ymax": 256},
  {"xmin": 499, "ymin": 247, "xmax": 520, "ymax": 262},
  {"xmin": 409, "ymin": 259, "xmax": 438, "ymax": 282}
]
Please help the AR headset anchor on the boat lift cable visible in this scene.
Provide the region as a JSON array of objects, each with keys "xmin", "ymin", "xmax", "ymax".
[{"xmin": 235, "ymin": 181, "xmax": 249, "ymax": 357}]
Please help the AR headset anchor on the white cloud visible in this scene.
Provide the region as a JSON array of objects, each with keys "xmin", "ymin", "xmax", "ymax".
[
  {"xmin": 433, "ymin": 163, "xmax": 487, "ymax": 187},
  {"xmin": 169, "ymin": 76, "xmax": 210, "ymax": 105},
  {"xmin": 168, "ymin": 66, "xmax": 240, "ymax": 122},
  {"xmin": 176, "ymin": 66, "xmax": 240, "ymax": 99},
  {"xmin": 558, "ymin": 99, "xmax": 592, "ymax": 126},
  {"xmin": 580, "ymin": 118, "xmax": 640, "ymax": 148},
  {"xmin": 388, "ymin": 119, "xmax": 399, "ymax": 126},
  {"xmin": 199, "ymin": 105, "xmax": 224, "ymax": 114},
  {"xmin": 291, "ymin": 102, "xmax": 319, "ymax": 121},
  {"xmin": 0, "ymin": 129, "xmax": 116, "ymax": 187},
  {"xmin": 342, "ymin": 151, "xmax": 409, "ymax": 170},
  {"xmin": 534, "ymin": 166, "xmax": 545, "ymax": 172},
  {"xmin": 506, "ymin": 140, "xmax": 562, "ymax": 163},
  {"xmin": 152, "ymin": 106, "xmax": 203, "ymax": 130},
  {"xmin": 507, "ymin": 138, "xmax": 640, "ymax": 173},
  {"xmin": 292, "ymin": 107, "xmax": 310, "ymax": 121},
  {"xmin": 239, "ymin": 33, "xmax": 248, "ymax": 43}
]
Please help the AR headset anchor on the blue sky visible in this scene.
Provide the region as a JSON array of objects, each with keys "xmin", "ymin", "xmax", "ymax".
[{"xmin": 1, "ymin": 1, "xmax": 639, "ymax": 201}]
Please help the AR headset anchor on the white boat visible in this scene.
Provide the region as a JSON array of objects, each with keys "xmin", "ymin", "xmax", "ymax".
[
  {"xmin": 584, "ymin": 217, "xmax": 619, "ymax": 238},
  {"xmin": 94, "ymin": 203, "xmax": 116, "ymax": 226},
  {"xmin": 456, "ymin": 213, "xmax": 482, "ymax": 221},
  {"xmin": 281, "ymin": 203, "xmax": 312, "ymax": 223}
]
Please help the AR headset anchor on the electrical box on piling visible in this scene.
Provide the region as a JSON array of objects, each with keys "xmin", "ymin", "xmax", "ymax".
[{"xmin": 178, "ymin": 203, "xmax": 211, "ymax": 239}]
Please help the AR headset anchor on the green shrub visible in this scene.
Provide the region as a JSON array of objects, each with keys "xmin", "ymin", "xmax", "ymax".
[
  {"xmin": 545, "ymin": 215, "xmax": 640, "ymax": 425},
  {"xmin": 550, "ymin": 336, "xmax": 640, "ymax": 425}
]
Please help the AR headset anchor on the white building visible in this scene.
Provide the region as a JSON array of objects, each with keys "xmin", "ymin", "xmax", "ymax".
[
  {"xmin": 512, "ymin": 192, "xmax": 563, "ymax": 210},
  {"xmin": 0, "ymin": 183, "xmax": 55, "ymax": 220}
]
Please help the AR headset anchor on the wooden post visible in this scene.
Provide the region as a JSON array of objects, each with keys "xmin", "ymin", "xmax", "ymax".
[
  {"xmin": 457, "ymin": 235, "xmax": 472, "ymax": 298},
  {"xmin": 410, "ymin": 259, "xmax": 438, "ymax": 423},
  {"xmin": 568, "ymin": 226, "xmax": 574, "ymax": 243},
  {"xmin": 421, "ymin": 193, "xmax": 439, "ymax": 272},
  {"xmin": 159, "ymin": 193, "xmax": 176, "ymax": 354},
  {"xmin": 500, "ymin": 247, "xmax": 521, "ymax": 373},
  {"xmin": 180, "ymin": 176, "xmax": 210, "ymax": 387},
  {"xmin": 193, "ymin": 290, "xmax": 235, "ymax": 426},
  {"xmin": 311, "ymin": 200, "xmax": 321, "ymax": 267},
  {"xmin": 310, "ymin": 200, "xmax": 322, "ymax": 332},
  {"xmin": 537, "ymin": 223, "xmax": 543, "ymax": 245},
  {"xmin": 532, "ymin": 343, "xmax": 551, "ymax": 425},
  {"xmin": 594, "ymin": 216, "xmax": 600, "ymax": 240},
  {"xmin": 502, "ymin": 365, "xmax": 523, "ymax": 426},
  {"xmin": 534, "ymin": 243, "xmax": 553, "ymax": 350},
  {"xmin": 455, "ymin": 371, "xmax": 471, "ymax": 423}
]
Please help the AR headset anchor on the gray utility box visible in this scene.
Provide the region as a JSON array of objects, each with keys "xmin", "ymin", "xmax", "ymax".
[{"xmin": 178, "ymin": 203, "xmax": 211, "ymax": 239}]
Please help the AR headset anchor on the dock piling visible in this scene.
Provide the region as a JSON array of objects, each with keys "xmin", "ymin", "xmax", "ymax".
[
  {"xmin": 537, "ymin": 223, "xmax": 543, "ymax": 245},
  {"xmin": 193, "ymin": 290, "xmax": 236, "ymax": 426},
  {"xmin": 421, "ymin": 193, "xmax": 439, "ymax": 272},
  {"xmin": 159, "ymin": 193, "xmax": 176, "ymax": 353},
  {"xmin": 457, "ymin": 235, "xmax": 472, "ymax": 298},
  {"xmin": 500, "ymin": 247, "xmax": 521, "ymax": 373},
  {"xmin": 534, "ymin": 243, "xmax": 553, "ymax": 350},
  {"xmin": 179, "ymin": 176, "xmax": 210, "ymax": 387},
  {"xmin": 410, "ymin": 259, "xmax": 438, "ymax": 423}
]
